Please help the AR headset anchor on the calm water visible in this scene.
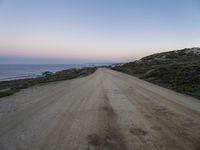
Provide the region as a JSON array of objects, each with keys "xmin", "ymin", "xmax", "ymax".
[{"xmin": 0, "ymin": 64, "xmax": 107, "ymax": 81}]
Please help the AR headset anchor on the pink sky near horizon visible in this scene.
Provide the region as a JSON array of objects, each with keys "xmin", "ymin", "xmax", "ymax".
[
  {"xmin": 0, "ymin": 41, "xmax": 199, "ymax": 62},
  {"xmin": 0, "ymin": 45, "xmax": 142, "ymax": 61},
  {"xmin": 1, "ymin": 31, "xmax": 199, "ymax": 62},
  {"xmin": 0, "ymin": 36, "xmax": 148, "ymax": 61}
]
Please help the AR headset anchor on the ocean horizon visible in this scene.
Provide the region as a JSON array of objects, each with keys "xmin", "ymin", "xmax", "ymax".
[{"xmin": 0, "ymin": 63, "xmax": 111, "ymax": 81}]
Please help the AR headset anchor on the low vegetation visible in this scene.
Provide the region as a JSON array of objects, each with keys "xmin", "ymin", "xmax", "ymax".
[
  {"xmin": 0, "ymin": 67, "xmax": 97, "ymax": 98},
  {"xmin": 112, "ymin": 47, "xmax": 200, "ymax": 99}
]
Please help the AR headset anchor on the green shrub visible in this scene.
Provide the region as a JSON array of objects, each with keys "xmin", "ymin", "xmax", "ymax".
[{"xmin": 0, "ymin": 88, "xmax": 20, "ymax": 98}]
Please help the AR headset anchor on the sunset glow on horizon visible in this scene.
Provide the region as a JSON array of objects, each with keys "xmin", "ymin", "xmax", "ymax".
[{"xmin": 0, "ymin": 0, "xmax": 200, "ymax": 64}]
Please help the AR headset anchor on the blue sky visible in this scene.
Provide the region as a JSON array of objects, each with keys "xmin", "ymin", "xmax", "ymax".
[{"xmin": 0, "ymin": 0, "xmax": 200, "ymax": 64}]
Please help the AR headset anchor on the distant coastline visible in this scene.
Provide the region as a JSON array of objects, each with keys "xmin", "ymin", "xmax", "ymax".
[
  {"xmin": 0, "ymin": 63, "xmax": 112, "ymax": 81},
  {"xmin": 0, "ymin": 66, "xmax": 101, "ymax": 98}
]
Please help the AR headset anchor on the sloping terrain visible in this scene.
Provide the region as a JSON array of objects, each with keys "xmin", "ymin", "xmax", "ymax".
[
  {"xmin": 0, "ymin": 68, "xmax": 199, "ymax": 150},
  {"xmin": 112, "ymin": 47, "xmax": 200, "ymax": 99}
]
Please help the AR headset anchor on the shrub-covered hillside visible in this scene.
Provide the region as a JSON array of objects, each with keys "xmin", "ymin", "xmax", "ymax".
[{"xmin": 112, "ymin": 48, "xmax": 200, "ymax": 99}]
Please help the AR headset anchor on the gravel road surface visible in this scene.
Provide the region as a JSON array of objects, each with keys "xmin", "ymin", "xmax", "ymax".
[{"xmin": 0, "ymin": 68, "xmax": 200, "ymax": 150}]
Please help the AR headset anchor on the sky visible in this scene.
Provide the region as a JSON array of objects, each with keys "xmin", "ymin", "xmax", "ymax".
[{"xmin": 0, "ymin": 0, "xmax": 200, "ymax": 64}]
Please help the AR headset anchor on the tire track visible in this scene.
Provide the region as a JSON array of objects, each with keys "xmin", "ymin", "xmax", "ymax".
[{"xmin": 87, "ymin": 85, "xmax": 127, "ymax": 150}]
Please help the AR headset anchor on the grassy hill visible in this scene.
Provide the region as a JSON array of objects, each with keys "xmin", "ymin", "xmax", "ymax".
[{"xmin": 112, "ymin": 48, "xmax": 200, "ymax": 99}]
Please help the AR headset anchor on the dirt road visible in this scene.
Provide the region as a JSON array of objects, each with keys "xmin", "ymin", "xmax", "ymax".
[{"xmin": 0, "ymin": 68, "xmax": 200, "ymax": 150}]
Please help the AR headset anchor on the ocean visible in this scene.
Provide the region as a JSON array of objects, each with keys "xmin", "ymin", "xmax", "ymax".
[{"xmin": 0, "ymin": 64, "xmax": 108, "ymax": 81}]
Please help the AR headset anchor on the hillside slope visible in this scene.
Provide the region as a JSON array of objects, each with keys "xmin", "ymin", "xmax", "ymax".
[{"xmin": 112, "ymin": 47, "xmax": 200, "ymax": 99}]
